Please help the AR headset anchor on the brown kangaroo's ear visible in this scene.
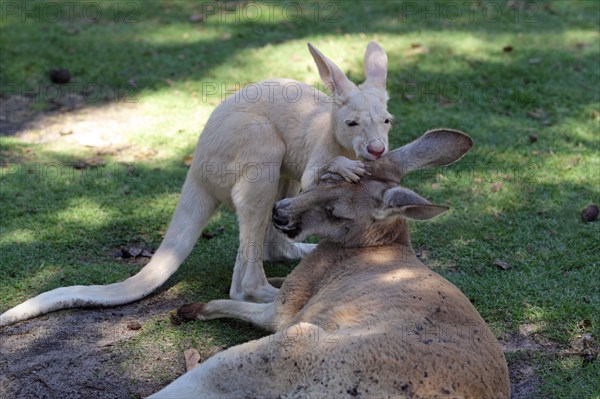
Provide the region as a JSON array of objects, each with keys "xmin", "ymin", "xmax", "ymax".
[
  {"xmin": 376, "ymin": 186, "xmax": 449, "ymax": 221},
  {"xmin": 384, "ymin": 129, "xmax": 473, "ymax": 178},
  {"xmin": 363, "ymin": 41, "xmax": 388, "ymax": 90},
  {"xmin": 308, "ymin": 42, "xmax": 356, "ymax": 99},
  {"xmin": 398, "ymin": 204, "xmax": 449, "ymax": 221}
]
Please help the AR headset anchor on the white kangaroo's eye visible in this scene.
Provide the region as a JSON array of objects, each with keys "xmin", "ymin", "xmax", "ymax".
[
  {"xmin": 346, "ymin": 121, "xmax": 359, "ymax": 127},
  {"xmin": 384, "ymin": 118, "xmax": 391, "ymax": 124}
]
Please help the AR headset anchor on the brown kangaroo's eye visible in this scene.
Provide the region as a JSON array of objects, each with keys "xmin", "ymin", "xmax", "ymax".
[
  {"xmin": 384, "ymin": 118, "xmax": 391, "ymax": 124},
  {"xmin": 346, "ymin": 121, "xmax": 359, "ymax": 127}
]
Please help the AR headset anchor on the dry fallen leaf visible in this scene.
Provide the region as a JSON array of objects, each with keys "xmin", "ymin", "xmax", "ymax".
[
  {"xmin": 141, "ymin": 249, "xmax": 153, "ymax": 258},
  {"xmin": 490, "ymin": 182, "xmax": 503, "ymax": 192},
  {"xmin": 122, "ymin": 246, "xmax": 143, "ymax": 258},
  {"xmin": 132, "ymin": 147, "xmax": 158, "ymax": 160},
  {"xmin": 184, "ymin": 349, "xmax": 201, "ymax": 372},
  {"xmin": 527, "ymin": 108, "xmax": 547, "ymax": 120},
  {"xmin": 404, "ymin": 45, "xmax": 429, "ymax": 57},
  {"xmin": 437, "ymin": 95, "xmax": 452, "ymax": 107},
  {"xmin": 493, "ymin": 259, "xmax": 512, "ymax": 270},
  {"xmin": 183, "ymin": 154, "xmax": 194, "ymax": 166},
  {"xmin": 73, "ymin": 156, "xmax": 106, "ymax": 169},
  {"xmin": 127, "ymin": 321, "xmax": 142, "ymax": 331}
]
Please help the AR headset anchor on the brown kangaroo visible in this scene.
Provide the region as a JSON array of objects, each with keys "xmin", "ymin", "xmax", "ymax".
[{"xmin": 149, "ymin": 128, "xmax": 510, "ymax": 399}]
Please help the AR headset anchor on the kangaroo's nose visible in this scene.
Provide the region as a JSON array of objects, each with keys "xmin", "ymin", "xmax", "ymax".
[
  {"xmin": 367, "ymin": 141, "xmax": 385, "ymax": 158},
  {"xmin": 272, "ymin": 205, "xmax": 289, "ymax": 226}
]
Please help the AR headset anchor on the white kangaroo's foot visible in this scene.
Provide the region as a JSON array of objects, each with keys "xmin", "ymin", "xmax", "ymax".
[
  {"xmin": 230, "ymin": 255, "xmax": 279, "ymax": 303},
  {"xmin": 230, "ymin": 283, "xmax": 278, "ymax": 303}
]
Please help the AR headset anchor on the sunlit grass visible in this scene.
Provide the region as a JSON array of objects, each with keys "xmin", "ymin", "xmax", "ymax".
[{"xmin": 1, "ymin": 0, "xmax": 598, "ymax": 397}]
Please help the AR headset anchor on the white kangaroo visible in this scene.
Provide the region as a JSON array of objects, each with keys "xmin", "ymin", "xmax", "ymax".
[
  {"xmin": 149, "ymin": 129, "xmax": 511, "ymax": 399},
  {"xmin": 1, "ymin": 41, "xmax": 391, "ymax": 326}
]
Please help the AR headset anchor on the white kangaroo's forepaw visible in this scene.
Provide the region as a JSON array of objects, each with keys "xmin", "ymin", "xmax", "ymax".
[
  {"xmin": 295, "ymin": 242, "xmax": 317, "ymax": 258},
  {"xmin": 328, "ymin": 156, "xmax": 365, "ymax": 182},
  {"xmin": 264, "ymin": 241, "xmax": 317, "ymax": 261}
]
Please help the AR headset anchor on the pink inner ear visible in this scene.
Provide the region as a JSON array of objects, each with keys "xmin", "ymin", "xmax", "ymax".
[
  {"xmin": 364, "ymin": 44, "xmax": 387, "ymax": 87},
  {"xmin": 329, "ymin": 64, "xmax": 355, "ymax": 98},
  {"xmin": 366, "ymin": 63, "xmax": 385, "ymax": 79}
]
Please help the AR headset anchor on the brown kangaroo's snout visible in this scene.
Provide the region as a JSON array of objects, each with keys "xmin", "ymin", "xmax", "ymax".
[{"xmin": 272, "ymin": 201, "xmax": 301, "ymax": 238}]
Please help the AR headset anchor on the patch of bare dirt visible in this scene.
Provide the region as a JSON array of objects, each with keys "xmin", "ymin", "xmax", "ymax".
[
  {"xmin": 499, "ymin": 325, "xmax": 551, "ymax": 399},
  {"xmin": 1, "ymin": 95, "xmax": 137, "ymax": 147},
  {"xmin": 499, "ymin": 323, "xmax": 557, "ymax": 353},
  {"xmin": 0, "ymin": 291, "xmax": 187, "ymax": 399},
  {"xmin": 508, "ymin": 356, "xmax": 542, "ymax": 399},
  {"xmin": 499, "ymin": 323, "xmax": 597, "ymax": 399}
]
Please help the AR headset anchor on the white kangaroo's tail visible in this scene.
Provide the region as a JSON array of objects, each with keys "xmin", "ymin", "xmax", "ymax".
[{"xmin": 1, "ymin": 176, "xmax": 218, "ymax": 327}]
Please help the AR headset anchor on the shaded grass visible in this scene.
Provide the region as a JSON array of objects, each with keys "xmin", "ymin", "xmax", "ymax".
[{"xmin": 1, "ymin": 0, "xmax": 599, "ymax": 397}]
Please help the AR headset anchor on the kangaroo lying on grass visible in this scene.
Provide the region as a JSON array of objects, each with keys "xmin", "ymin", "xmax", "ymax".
[
  {"xmin": 0, "ymin": 42, "xmax": 392, "ymax": 326},
  {"xmin": 149, "ymin": 129, "xmax": 510, "ymax": 399}
]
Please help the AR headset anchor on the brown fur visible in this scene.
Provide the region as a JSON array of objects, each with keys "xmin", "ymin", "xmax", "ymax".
[{"xmin": 149, "ymin": 129, "xmax": 510, "ymax": 399}]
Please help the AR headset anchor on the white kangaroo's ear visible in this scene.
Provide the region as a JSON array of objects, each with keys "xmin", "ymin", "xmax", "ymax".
[
  {"xmin": 363, "ymin": 41, "xmax": 388, "ymax": 89},
  {"xmin": 378, "ymin": 186, "xmax": 449, "ymax": 221},
  {"xmin": 308, "ymin": 42, "xmax": 356, "ymax": 98}
]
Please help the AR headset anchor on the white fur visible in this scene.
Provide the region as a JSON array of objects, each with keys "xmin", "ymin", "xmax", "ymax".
[{"xmin": 1, "ymin": 41, "xmax": 391, "ymax": 327}]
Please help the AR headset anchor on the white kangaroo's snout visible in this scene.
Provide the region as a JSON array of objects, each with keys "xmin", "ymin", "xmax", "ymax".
[
  {"xmin": 353, "ymin": 136, "xmax": 388, "ymax": 160},
  {"xmin": 366, "ymin": 138, "xmax": 386, "ymax": 158}
]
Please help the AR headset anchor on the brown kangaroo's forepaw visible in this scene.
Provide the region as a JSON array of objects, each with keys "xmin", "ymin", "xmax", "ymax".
[{"xmin": 177, "ymin": 302, "xmax": 207, "ymax": 321}]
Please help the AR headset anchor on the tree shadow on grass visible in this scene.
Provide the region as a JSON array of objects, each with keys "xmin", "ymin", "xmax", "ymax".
[
  {"xmin": 1, "ymin": 1, "xmax": 598, "ymax": 397},
  {"xmin": 1, "ymin": 0, "xmax": 598, "ymax": 136}
]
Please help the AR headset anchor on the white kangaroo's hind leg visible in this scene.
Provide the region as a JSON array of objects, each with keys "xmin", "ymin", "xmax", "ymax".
[
  {"xmin": 230, "ymin": 183, "xmax": 279, "ymax": 302},
  {"xmin": 228, "ymin": 132, "xmax": 284, "ymax": 303}
]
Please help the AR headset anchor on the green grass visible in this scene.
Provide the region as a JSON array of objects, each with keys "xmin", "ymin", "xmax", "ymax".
[{"xmin": 1, "ymin": 1, "xmax": 599, "ymax": 397}]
